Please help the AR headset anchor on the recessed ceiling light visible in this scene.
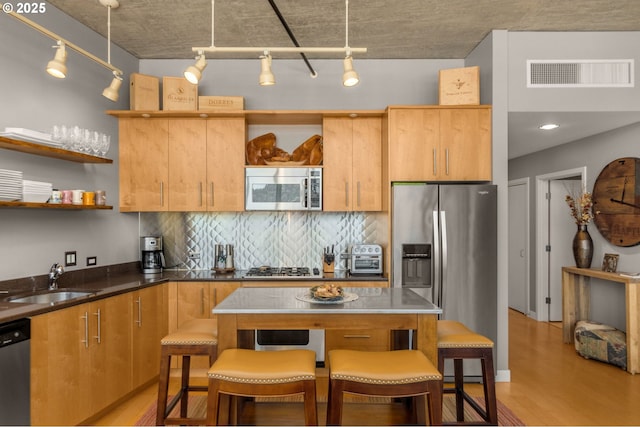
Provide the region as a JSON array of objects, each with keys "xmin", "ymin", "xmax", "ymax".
[{"xmin": 539, "ymin": 123, "xmax": 559, "ymax": 130}]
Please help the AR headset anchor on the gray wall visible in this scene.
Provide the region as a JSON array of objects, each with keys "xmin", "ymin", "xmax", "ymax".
[
  {"xmin": 0, "ymin": 4, "xmax": 139, "ymax": 280},
  {"xmin": 508, "ymin": 32, "xmax": 640, "ymax": 112},
  {"xmin": 140, "ymin": 58, "xmax": 461, "ymax": 110}
]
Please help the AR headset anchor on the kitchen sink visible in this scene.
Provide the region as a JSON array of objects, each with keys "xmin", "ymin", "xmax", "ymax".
[{"xmin": 8, "ymin": 290, "xmax": 96, "ymax": 304}]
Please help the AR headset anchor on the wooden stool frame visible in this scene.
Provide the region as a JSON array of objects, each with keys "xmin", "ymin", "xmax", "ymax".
[
  {"xmin": 156, "ymin": 342, "xmax": 217, "ymax": 426},
  {"xmin": 438, "ymin": 346, "xmax": 497, "ymax": 426},
  {"xmin": 327, "ymin": 376, "xmax": 443, "ymax": 426}
]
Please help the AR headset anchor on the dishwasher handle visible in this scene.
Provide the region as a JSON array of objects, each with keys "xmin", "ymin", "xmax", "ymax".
[{"xmin": 0, "ymin": 318, "xmax": 30, "ymax": 348}]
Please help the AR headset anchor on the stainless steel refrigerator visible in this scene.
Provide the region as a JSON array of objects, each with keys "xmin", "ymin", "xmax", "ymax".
[{"xmin": 391, "ymin": 182, "xmax": 497, "ymax": 378}]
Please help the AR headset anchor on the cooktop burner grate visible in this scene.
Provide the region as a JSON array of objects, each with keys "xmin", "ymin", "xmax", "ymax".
[{"xmin": 245, "ymin": 267, "xmax": 311, "ymax": 277}]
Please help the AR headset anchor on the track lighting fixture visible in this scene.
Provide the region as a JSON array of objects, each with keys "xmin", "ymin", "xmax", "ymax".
[
  {"xmin": 46, "ymin": 41, "xmax": 67, "ymax": 79},
  {"xmin": 184, "ymin": 52, "xmax": 207, "ymax": 84},
  {"xmin": 6, "ymin": 0, "xmax": 124, "ymax": 101},
  {"xmin": 190, "ymin": 0, "xmax": 366, "ymax": 86},
  {"xmin": 102, "ymin": 72, "xmax": 123, "ymax": 102},
  {"xmin": 342, "ymin": 55, "xmax": 359, "ymax": 87},
  {"xmin": 259, "ymin": 53, "xmax": 275, "ymax": 86}
]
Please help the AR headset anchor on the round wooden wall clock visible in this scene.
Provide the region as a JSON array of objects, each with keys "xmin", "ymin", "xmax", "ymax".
[{"xmin": 592, "ymin": 157, "xmax": 640, "ymax": 247}]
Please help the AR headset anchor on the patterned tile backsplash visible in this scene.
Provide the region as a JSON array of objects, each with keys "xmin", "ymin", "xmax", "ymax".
[{"xmin": 140, "ymin": 211, "xmax": 388, "ymax": 271}]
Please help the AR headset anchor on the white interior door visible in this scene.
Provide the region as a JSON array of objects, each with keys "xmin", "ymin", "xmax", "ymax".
[
  {"xmin": 508, "ymin": 180, "xmax": 528, "ymax": 314},
  {"xmin": 548, "ymin": 179, "xmax": 581, "ymax": 321}
]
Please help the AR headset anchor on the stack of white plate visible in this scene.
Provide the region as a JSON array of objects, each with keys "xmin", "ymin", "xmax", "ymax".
[
  {"xmin": 0, "ymin": 127, "xmax": 60, "ymax": 147},
  {"xmin": 22, "ymin": 180, "xmax": 53, "ymax": 203},
  {"xmin": 0, "ymin": 169, "xmax": 23, "ymax": 201}
]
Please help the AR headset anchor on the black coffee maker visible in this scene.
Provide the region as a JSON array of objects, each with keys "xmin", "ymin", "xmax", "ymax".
[{"xmin": 141, "ymin": 236, "xmax": 165, "ymax": 274}]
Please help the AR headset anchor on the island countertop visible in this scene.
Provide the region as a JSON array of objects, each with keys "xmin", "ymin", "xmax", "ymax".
[{"xmin": 213, "ymin": 286, "xmax": 441, "ymax": 314}]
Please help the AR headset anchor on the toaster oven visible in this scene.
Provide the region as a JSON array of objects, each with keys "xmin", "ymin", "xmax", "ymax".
[{"xmin": 349, "ymin": 244, "xmax": 383, "ymax": 275}]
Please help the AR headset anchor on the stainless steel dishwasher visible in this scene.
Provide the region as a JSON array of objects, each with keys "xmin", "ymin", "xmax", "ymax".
[{"xmin": 0, "ymin": 318, "xmax": 30, "ymax": 426}]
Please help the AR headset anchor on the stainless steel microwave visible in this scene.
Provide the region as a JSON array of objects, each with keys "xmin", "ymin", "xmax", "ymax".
[{"xmin": 245, "ymin": 167, "xmax": 322, "ymax": 211}]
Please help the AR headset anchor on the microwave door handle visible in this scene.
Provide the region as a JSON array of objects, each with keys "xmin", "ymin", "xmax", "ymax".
[{"xmin": 302, "ymin": 178, "xmax": 308, "ymax": 208}]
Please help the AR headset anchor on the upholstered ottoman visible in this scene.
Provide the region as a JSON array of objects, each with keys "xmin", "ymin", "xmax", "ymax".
[{"xmin": 574, "ymin": 320, "xmax": 627, "ymax": 370}]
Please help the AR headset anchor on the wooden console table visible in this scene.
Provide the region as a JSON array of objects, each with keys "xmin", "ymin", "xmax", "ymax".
[{"xmin": 562, "ymin": 266, "xmax": 640, "ymax": 374}]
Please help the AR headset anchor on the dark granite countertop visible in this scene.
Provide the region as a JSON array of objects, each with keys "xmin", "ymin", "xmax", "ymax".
[{"xmin": 0, "ymin": 267, "xmax": 387, "ymax": 324}]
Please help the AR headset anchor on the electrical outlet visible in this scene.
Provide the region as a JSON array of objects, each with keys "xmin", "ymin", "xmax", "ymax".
[
  {"xmin": 87, "ymin": 256, "xmax": 97, "ymax": 266},
  {"xmin": 188, "ymin": 251, "xmax": 200, "ymax": 259}
]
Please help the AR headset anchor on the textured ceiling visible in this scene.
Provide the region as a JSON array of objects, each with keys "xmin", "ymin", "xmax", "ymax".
[
  {"xmin": 46, "ymin": 0, "xmax": 640, "ymax": 60},
  {"xmin": 44, "ymin": 0, "xmax": 640, "ymax": 158}
]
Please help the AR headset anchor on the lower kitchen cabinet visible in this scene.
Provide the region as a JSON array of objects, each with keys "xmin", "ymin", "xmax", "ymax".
[
  {"xmin": 31, "ymin": 292, "xmax": 132, "ymax": 426},
  {"xmin": 324, "ymin": 328, "xmax": 390, "ymax": 367},
  {"xmin": 131, "ymin": 284, "xmax": 168, "ymax": 389},
  {"xmin": 170, "ymin": 281, "xmax": 240, "ymax": 369},
  {"xmin": 30, "ymin": 286, "xmax": 167, "ymax": 426}
]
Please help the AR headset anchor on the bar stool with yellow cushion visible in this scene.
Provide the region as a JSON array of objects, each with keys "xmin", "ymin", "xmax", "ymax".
[
  {"xmin": 206, "ymin": 349, "xmax": 318, "ymax": 426},
  {"xmin": 327, "ymin": 349, "xmax": 443, "ymax": 426},
  {"xmin": 156, "ymin": 318, "xmax": 218, "ymax": 426},
  {"xmin": 437, "ymin": 320, "xmax": 497, "ymax": 425}
]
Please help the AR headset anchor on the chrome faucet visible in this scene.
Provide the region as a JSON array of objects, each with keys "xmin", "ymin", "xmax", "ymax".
[{"xmin": 48, "ymin": 263, "xmax": 64, "ymax": 290}]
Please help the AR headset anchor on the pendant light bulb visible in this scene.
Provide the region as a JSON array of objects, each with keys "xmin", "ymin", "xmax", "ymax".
[
  {"xmin": 342, "ymin": 56, "xmax": 359, "ymax": 87},
  {"xmin": 46, "ymin": 42, "xmax": 68, "ymax": 79},
  {"xmin": 184, "ymin": 54, "xmax": 207, "ymax": 84},
  {"xmin": 102, "ymin": 73, "xmax": 123, "ymax": 102},
  {"xmin": 259, "ymin": 54, "xmax": 275, "ymax": 86}
]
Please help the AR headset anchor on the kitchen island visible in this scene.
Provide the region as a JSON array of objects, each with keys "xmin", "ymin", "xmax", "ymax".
[{"xmin": 213, "ymin": 286, "xmax": 442, "ymax": 364}]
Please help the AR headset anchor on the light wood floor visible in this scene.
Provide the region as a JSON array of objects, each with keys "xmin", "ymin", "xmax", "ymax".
[{"xmin": 92, "ymin": 309, "xmax": 640, "ymax": 426}]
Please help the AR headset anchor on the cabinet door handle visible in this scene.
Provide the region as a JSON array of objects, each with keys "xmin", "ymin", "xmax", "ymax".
[
  {"xmin": 94, "ymin": 308, "xmax": 101, "ymax": 344},
  {"xmin": 345, "ymin": 182, "xmax": 349, "ymax": 207},
  {"xmin": 210, "ymin": 182, "xmax": 214, "ymax": 207},
  {"xmin": 135, "ymin": 296, "xmax": 142, "ymax": 327},
  {"xmin": 201, "ymin": 288, "xmax": 205, "ymax": 316},
  {"xmin": 213, "ymin": 288, "xmax": 217, "ymax": 307},
  {"xmin": 343, "ymin": 334, "xmax": 371, "ymax": 339},
  {"xmin": 357, "ymin": 181, "xmax": 361, "ymax": 207},
  {"xmin": 433, "ymin": 148, "xmax": 437, "ymax": 175},
  {"xmin": 81, "ymin": 312, "xmax": 89, "ymax": 348},
  {"xmin": 445, "ymin": 148, "xmax": 449, "ymax": 176},
  {"xmin": 160, "ymin": 181, "xmax": 164, "ymax": 207}
]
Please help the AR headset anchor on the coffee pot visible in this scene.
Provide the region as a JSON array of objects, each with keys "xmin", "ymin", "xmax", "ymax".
[{"xmin": 141, "ymin": 236, "xmax": 165, "ymax": 274}]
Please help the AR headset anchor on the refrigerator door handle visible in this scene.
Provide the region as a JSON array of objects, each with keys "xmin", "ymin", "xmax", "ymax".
[
  {"xmin": 433, "ymin": 210, "xmax": 441, "ymax": 307},
  {"xmin": 440, "ymin": 210, "xmax": 448, "ymax": 311}
]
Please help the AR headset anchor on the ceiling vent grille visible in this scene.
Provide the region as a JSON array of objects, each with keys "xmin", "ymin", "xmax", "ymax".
[{"xmin": 527, "ymin": 60, "xmax": 634, "ymax": 88}]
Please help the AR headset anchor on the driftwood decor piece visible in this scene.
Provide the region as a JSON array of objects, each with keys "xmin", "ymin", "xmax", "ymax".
[{"xmin": 245, "ymin": 133, "xmax": 322, "ymax": 165}]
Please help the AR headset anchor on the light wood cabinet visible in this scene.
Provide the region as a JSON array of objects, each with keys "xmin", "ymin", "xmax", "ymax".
[
  {"xmin": 323, "ymin": 117, "xmax": 382, "ymax": 211},
  {"xmin": 206, "ymin": 118, "xmax": 246, "ymax": 211},
  {"xmin": 31, "ymin": 293, "xmax": 133, "ymax": 426},
  {"xmin": 118, "ymin": 116, "xmax": 245, "ymax": 212},
  {"xmin": 131, "ymin": 284, "xmax": 168, "ymax": 389},
  {"xmin": 119, "ymin": 118, "xmax": 169, "ymax": 211},
  {"xmin": 387, "ymin": 106, "xmax": 491, "ymax": 182},
  {"xmin": 30, "ymin": 287, "xmax": 167, "ymax": 426},
  {"xmin": 168, "ymin": 120, "xmax": 207, "ymax": 211},
  {"xmin": 173, "ymin": 281, "xmax": 240, "ymax": 369}
]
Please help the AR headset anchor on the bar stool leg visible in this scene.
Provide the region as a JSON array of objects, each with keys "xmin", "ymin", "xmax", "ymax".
[
  {"xmin": 156, "ymin": 348, "xmax": 170, "ymax": 426},
  {"xmin": 179, "ymin": 355, "xmax": 191, "ymax": 417},
  {"xmin": 453, "ymin": 358, "xmax": 465, "ymax": 422}
]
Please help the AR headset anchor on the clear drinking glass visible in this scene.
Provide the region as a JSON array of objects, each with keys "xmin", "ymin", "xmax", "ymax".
[
  {"xmin": 99, "ymin": 134, "xmax": 111, "ymax": 157},
  {"xmin": 90, "ymin": 131, "xmax": 101, "ymax": 155}
]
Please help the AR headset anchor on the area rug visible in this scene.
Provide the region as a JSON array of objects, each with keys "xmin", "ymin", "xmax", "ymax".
[{"xmin": 136, "ymin": 395, "xmax": 525, "ymax": 426}]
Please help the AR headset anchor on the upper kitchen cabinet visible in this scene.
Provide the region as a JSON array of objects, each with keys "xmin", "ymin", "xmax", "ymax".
[
  {"xmin": 116, "ymin": 115, "xmax": 245, "ymax": 212},
  {"xmin": 168, "ymin": 119, "xmax": 207, "ymax": 211},
  {"xmin": 167, "ymin": 118, "xmax": 245, "ymax": 212},
  {"xmin": 119, "ymin": 118, "xmax": 169, "ymax": 211},
  {"xmin": 206, "ymin": 118, "xmax": 245, "ymax": 211},
  {"xmin": 387, "ymin": 106, "xmax": 492, "ymax": 182},
  {"xmin": 323, "ymin": 116, "xmax": 382, "ymax": 211}
]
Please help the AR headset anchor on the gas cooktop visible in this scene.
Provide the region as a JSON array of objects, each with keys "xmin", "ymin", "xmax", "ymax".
[{"xmin": 244, "ymin": 266, "xmax": 319, "ymax": 278}]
